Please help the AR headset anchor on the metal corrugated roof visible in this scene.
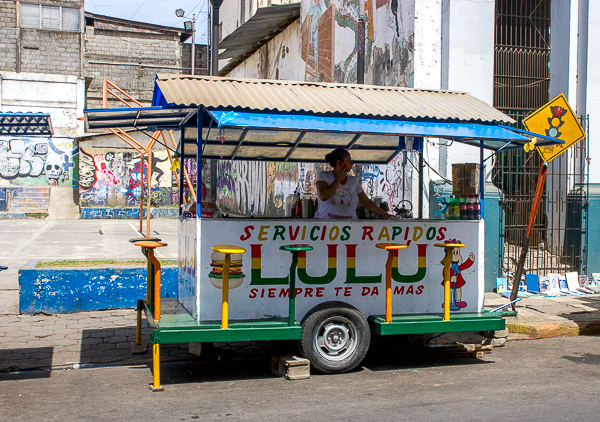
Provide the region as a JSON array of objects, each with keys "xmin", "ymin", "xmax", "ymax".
[
  {"xmin": 0, "ymin": 112, "xmax": 54, "ymax": 136},
  {"xmin": 153, "ymin": 75, "xmax": 515, "ymax": 124}
]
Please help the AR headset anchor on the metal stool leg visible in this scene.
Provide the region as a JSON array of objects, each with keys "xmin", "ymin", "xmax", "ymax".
[
  {"xmin": 149, "ymin": 343, "xmax": 164, "ymax": 392},
  {"xmin": 221, "ymin": 253, "xmax": 231, "ymax": 329}
]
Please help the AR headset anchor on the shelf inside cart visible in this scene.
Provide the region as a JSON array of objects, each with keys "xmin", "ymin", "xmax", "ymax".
[{"xmin": 368, "ymin": 311, "xmax": 505, "ymax": 336}]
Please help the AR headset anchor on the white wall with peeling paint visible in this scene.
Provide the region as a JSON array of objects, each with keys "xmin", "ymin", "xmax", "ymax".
[
  {"xmin": 0, "ymin": 71, "xmax": 85, "ymax": 137},
  {"xmin": 227, "ymin": 20, "xmax": 302, "ymax": 81}
]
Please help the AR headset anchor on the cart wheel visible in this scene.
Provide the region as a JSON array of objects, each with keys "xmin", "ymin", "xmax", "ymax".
[{"xmin": 300, "ymin": 306, "xmax": 370, "ymax": 374}]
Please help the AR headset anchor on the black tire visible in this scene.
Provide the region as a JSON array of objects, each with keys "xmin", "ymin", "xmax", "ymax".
[{"xmin": 300, "ymin": 306, "xmax": 371, "ymax": 374}]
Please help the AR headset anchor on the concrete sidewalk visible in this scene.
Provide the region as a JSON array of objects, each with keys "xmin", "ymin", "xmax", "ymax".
[
  {"xmin": 0, "ymin": 219, "xmax": 178, "ymax": 315},
  {"xmin": 485, "ymin": 292, "xmax": 600, "ymax": 338},
  {"xmin": 2, "ymin": 292, "xmax": 600, "ymax": 372}
]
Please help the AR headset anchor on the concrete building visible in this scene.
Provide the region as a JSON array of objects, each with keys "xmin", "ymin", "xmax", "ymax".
[
  {"xmin": 0, "ymin": 0, "xmax": 85, "ymax": 218},
  {"xmin": 215, "ymin": 0, "xmax": 599, "ymax": 285},
  {"xmin": 0, "ymin": 3, "xmax": 208, "ymax": 217}
]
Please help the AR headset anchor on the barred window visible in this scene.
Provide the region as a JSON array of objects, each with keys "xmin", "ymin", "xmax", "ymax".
[{"xmin": 20, "ymin": 3, "xmax": 80, "ymax": 32}]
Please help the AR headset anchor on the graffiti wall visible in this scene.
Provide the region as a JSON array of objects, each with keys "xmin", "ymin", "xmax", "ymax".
[
  {"xmin": 215, "ymin": 160, "xmax": 325, "ymax": 216},
  {"xmin": 79, "ymin": 148, "xmax": 173, "ymax": 207},
  {"xmin": 0, "ymin": 137, "xmax": 78, "ymax": 187},
  {"xmin": 300, "ymin": 0, "xmax": 415, "ymax": 85}
]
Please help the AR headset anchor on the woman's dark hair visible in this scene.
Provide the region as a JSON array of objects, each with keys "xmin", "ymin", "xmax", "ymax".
[{"xmin": 325, "ymin": 148, "xmax": 350, "ymax": 167}]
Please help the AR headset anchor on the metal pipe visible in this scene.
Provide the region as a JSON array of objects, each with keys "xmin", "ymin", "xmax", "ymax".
[
  {"xmin": 139, "ymin": 155, "xmax": 145, "ymax": 233},
  {"xmin": 192, "ymin": 14, "xmax": 196, "ymax": 75},
  {"xmin": 146, "ymin": 146, "xmax": 152, "ymax": 237},
  {"xmin": 210, "ymin": 0, "xmax": 223, "ymax": 76},
  {"xmin": 89, "ymin": 61, "xmax": 194, "ymax": 71}
]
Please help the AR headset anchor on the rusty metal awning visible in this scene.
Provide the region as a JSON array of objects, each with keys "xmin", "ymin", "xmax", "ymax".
[
  {"xmin": 152, "ymin": 75, "xmax": 515, "ymax": 124},
  {"xmin": 218, "ymin": 4, "xmax": 300, "ymax": 75},
  {"xmin": 84, "ymin": 76, "xmax": 564, "ymax": 164}
]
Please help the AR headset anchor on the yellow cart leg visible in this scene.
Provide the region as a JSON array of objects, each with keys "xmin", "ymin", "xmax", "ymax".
[
  {"xmin": 221, "ymin": 253, "xmax": 231, "ymax": 329},
  {"xmin": 443, "ymin": 250, "xmax": 451, "ymax": 321},
  {"xmin": 149, "ymin": 343, "xmax": 164, "ymax": 392},
  {"xmin": 385, "ymin": 251, "xmax": 393, "ymax": 323}
]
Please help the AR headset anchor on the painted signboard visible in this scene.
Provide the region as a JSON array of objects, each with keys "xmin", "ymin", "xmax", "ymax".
[{"xmin": 179, "ymin": 218, "xmax": 484, "ymax": 321}]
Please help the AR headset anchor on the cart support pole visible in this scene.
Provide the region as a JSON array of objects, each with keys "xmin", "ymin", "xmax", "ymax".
[
  {"xmin": 221, "ymin": 253, "xmax": 231, "ymax": 329},
  {"xmin": 147, "ymin": 248, "xmax": 161, "ymax": 322},
  {"xmin": 289, "ymin": 253, "xmax": 298, "ymax": 326},
  {"xmin": 139, "ymin": 155, "xmax": 145, "ymax": 233},
  {"xmin": 149, "ymin": 343, "xmax": 163, "ymax": 392},
  {"xmin": 136, "ymin": 299, "xmax": 143, "ymax": 345},
  {"xmin": 385, "ymin": 250, "xmax": 393, "ymax": 322},
  {"xmin": 510, "ymin": 162, "xmax": 548, "ymax": 309},
  {"xmin": 146, "ymin": 146, "xmax": 153, "ymax": 238}
]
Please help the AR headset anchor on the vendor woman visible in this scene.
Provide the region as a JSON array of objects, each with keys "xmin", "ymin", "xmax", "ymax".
[{"xmin": 314, "ymin": 148, "xmax": 389, "ymax": 220}]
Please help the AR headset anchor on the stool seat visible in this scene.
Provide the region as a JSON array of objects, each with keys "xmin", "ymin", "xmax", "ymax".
[
  {"xmin": 434, "ymin": 243, "xmax": 465, "ymax": 248},
  {"xmin": 212, "ymin": 244, "xmax": 246, "ymax": 254},
  {"xmin": 134, "ymin": 241, "xmax": 168, "ymax": 248},
  {"xmin": 129, "ymin": 237, "xmax": 161, "ymax": 243},
  {"xmin": 375, "ymin": 243, "xmax": 408, "ymax": 250},
  {"xmin": 279, "ymin": 244, "xmax": 314, "ymax": 252}
]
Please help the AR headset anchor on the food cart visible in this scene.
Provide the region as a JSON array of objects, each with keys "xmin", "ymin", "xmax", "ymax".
[{"xmin": 85, "ymin": 75, "xmax": 563, "ymax": 390}]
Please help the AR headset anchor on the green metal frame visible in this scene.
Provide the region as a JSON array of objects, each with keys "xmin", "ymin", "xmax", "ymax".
[{"xmin": 368, "ymin": 312, "xmax": 505, "ymax": 336}]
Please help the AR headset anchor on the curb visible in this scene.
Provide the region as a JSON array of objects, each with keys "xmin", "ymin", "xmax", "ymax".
[{"xmin": 506, "ymin": 320, "xmax": 600, "ymax": 338}]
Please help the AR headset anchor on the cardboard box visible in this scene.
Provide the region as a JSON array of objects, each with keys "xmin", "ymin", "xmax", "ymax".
[
  {"xmin": 452, "ymin": 164, "xmax": 463, "ymax": 196},
  {"xmin": 463, "ymin": 163, "xmax": 481, "ymax": 196},
  {"xmin": 452, "ymin": 163, "xmax": 480, "ymax": 196}
]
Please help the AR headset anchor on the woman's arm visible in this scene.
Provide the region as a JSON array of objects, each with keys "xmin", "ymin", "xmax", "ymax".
[
  {"xmin": 316, "ymin": 168, "xmax": 347, "ymax": 201},
  {"xmin": 358, "ymin": 192, "xmax": 390, "ymax": 219}
]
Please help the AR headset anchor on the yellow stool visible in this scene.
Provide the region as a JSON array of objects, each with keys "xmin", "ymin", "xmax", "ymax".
[
  {"xmin": 134, "ymin": 240, "xmax": 167, "ymax": 392},
  {"xmin": 375, "ymin": 243, "xmax": 408, "ymax": 323},
  {"xmin": 434, "ymin": 242, "xmax": 465, "ymax": 321},
  {"xmin": 212, "ymin": 244, "xmax": 247, "ymax": 329}
]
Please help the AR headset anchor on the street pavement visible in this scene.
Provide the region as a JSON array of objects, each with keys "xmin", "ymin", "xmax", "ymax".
[
  {"xmin": 1, "ymin": 219, "xmax": 600, "ymax": 374},
  {"xmin": 2, "ymin": 335, "xmax": 600, "ymax": 421}
]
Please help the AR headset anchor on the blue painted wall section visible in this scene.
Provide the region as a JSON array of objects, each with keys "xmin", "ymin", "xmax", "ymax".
[
  {"xmin": 19, "ymin": 262, "xmax": 177, "ymax": 314},
  {"xmin": 483, "ymin": 182, "xmax": 502, "ymax": 292},
  {"xmin": 586, "ymin": 183, "xmax": 600, "ymax": 273},
  {"xmin": 80, "ymin": 207, "xmax": 178, "ymax": 219}
]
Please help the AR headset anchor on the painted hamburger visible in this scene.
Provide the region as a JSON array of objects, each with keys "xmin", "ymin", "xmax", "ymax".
[{"xmin": 208, "ymin": 251, "xmax": 245, "ymax": 289}]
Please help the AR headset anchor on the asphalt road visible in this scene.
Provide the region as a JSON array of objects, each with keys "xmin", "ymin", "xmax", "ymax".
[{"xmin": 1, "ymin": 335, "xmax": 599, "ymax": 422}]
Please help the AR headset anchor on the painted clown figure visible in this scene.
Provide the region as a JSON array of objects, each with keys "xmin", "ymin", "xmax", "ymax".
[{"xmin": 440, "ymin": 239, "xmax": 475, "ymax": 310}]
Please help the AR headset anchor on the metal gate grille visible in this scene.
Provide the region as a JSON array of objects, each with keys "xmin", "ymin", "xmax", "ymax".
[{"xmin": 492, "ymin": 0, "xmax": 589, "ymax": 281}]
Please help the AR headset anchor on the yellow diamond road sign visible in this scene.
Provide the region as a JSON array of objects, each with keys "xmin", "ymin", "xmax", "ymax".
[{"xmin": 523, "ymin": 93, "xmax": 585, "ymax": 162}]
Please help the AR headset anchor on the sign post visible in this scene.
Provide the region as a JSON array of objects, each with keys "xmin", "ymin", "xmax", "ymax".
[{"xmin": 509, "ymin": 94, "xmax": 585, "ymax": 307}]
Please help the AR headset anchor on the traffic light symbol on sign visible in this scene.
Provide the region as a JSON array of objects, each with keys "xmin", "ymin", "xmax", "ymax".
[{"xmin": 545, "ymin": 106, "xmax": 567, "ymax": 138}]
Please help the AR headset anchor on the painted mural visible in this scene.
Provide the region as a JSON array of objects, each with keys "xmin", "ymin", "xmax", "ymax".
[
  {"xmin": 300, "ymin": 0, "xmax": 414, "ymax": 85},
  {"xmin": 79, "ymin": 148, "xmax": 173, "ymax": 207},
  {"xmin": 212, "ymin": 157, "xmax": 411, "ymax": 218},
  {"xmin": 0, "ymin": 137, "xmax": 78, "ymax": 187},
  {"xmin": 215, "ymin": 160, "xmax": 325, "ymax": 216}
]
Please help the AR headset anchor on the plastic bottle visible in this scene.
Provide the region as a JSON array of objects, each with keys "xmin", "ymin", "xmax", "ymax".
[
  {"xmin": 467, "ymin": 196, "xmax": 475, "ymax": 220},
  {"xmin": 302, "ymin": 196, "xmax": 309, "ymax": 219},
  {"xmin": 294, "ymin": 192, "xmax": 302, "ymax": 218},
  {"xmin": 473, "ymin": 196, "xmax": 481, "ymax": 220},
  {"xmin": 447, "ymin": 196, "xmax": 460, "ymax": 220},
  {"xmin": 284, "ymin": 195, "xmax": 293, "ymax": 217},
  {"xmin": 308, "ymin": 197, "xmax": 314, "ymax": 218},
  {"xmin": 460, "ymin": 197, "xmax": 468, "ymax": 220}
]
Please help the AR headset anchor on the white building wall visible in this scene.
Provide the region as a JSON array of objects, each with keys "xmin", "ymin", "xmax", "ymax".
[
  {"xmin": 227, "ymin": 20, "xmax": 302, "ymax": 81},
  {"xmin": 583, "ymin": 0, "xmax": 600, "ymax": 183},
  {"xmin": 439, "ymin": 0, "xmax": 494, "ymax": 178},
  {"xmin": 0, "ymin": 72, "xmax": 85, "ymax": 137}
]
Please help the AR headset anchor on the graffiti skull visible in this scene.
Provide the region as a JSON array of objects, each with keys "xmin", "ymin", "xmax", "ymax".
[{"xmin": 45, "ymin": 153, "xmax": 63, "ymax": 185}]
